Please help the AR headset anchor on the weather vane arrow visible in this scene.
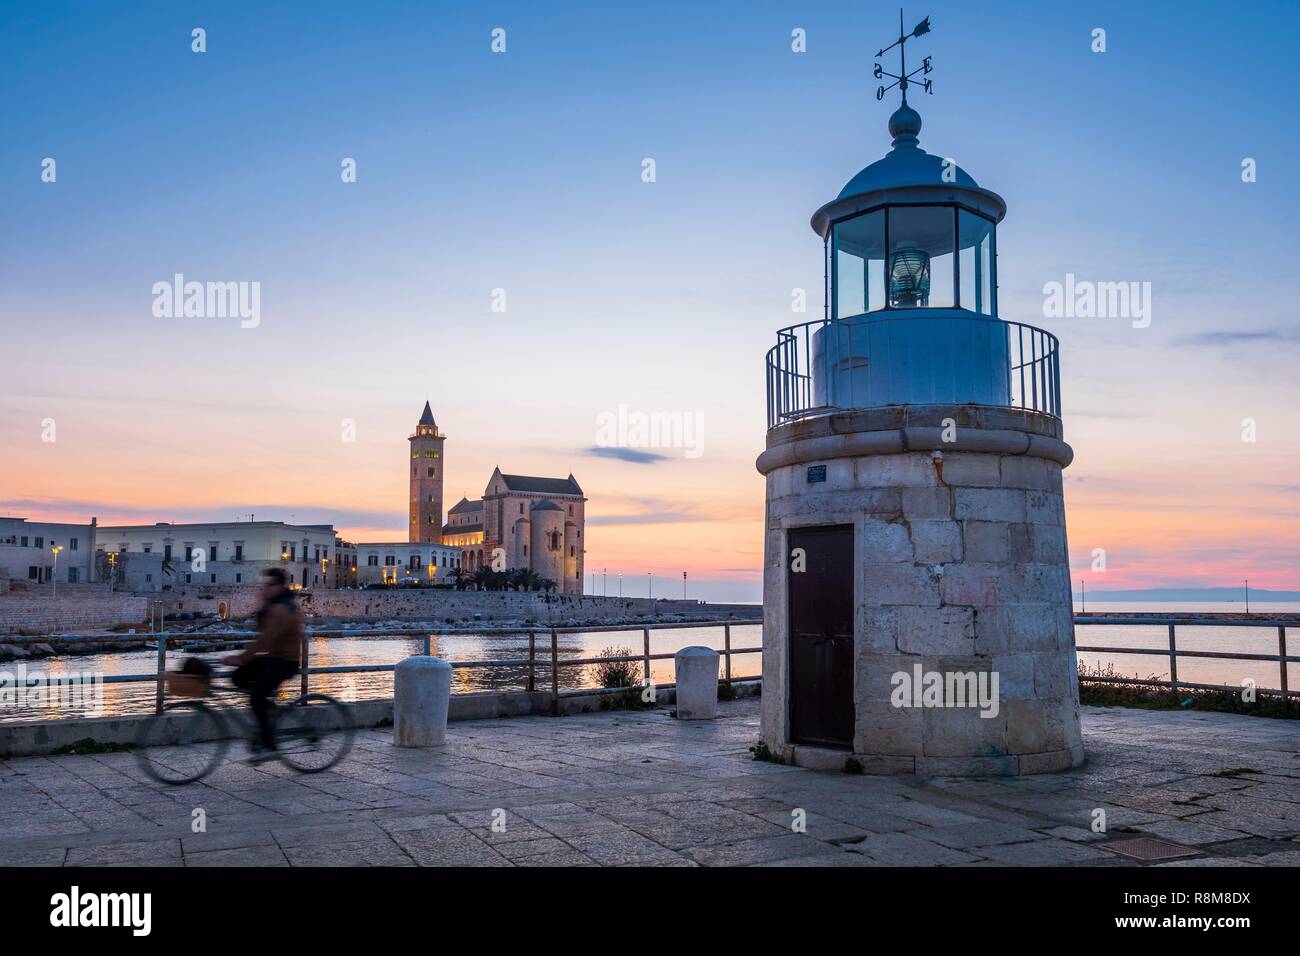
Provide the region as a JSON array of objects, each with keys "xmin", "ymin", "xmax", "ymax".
[{"xmin": 873, "ymin": 10, "xmax": 933, "ymax": 104}]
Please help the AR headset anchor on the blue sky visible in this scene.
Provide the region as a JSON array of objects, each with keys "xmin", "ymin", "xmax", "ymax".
[{"xmin": 2, "ymin": 0, "xmax": 1298, "ymax": 601}]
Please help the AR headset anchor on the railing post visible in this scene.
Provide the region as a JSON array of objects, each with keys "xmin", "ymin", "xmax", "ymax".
[
  {"xmin": 724, "ymin": 624, "xmax": 732, "ymax": 684},
  {"xmin": 1167, "ymin": 623, "xmax": 1178, "ymax": 689},
  {"xmin": 550, "ymin": 630, "xmax": 559, "ymax": 715},
  {"xmin": 300, "ymin": 631, "xmax": 309, "ymax": 697},
  {"xmin": 527, "ymin": 632, "xmax": 536, "ymax": 692},
  {"xmin": 1280, "ymin": 626, "xmax": 1289, "ymax": 701},
  {"xmin": 154, "ymin": 634, "xmax": 167, "ymax": 715},
  {"xmin": 642, "ymin": 626, "xmax": 651, "ymax": 688}
]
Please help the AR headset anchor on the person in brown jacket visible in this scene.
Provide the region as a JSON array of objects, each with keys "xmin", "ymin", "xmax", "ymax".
[{"xmin": 223, "ymin": 567, "xmax": 303, "ymax": 760}]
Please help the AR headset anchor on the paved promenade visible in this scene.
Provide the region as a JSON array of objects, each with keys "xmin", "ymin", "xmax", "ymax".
[{"xmin": 1, "ymin": 700, "xmax": 1297, "ymax": 867}]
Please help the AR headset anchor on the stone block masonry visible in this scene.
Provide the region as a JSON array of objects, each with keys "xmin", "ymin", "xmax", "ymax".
[
  {"xmin": 0, "ymin": 585, "xmax": 148, "ymax": 633},
  {"xmin": 757, "ymin": 404, "xmax": 1084, "ymax": 776}
]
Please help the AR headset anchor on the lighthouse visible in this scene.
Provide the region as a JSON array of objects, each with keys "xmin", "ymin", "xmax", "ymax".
[{"xmin": 756, "ymin": 14, "xmax": 1083, "ymax": 775}]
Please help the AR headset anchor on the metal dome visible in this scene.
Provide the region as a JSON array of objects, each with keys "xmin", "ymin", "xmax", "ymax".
[{"xmin": 837, "ymin": 105, "xmax": 979, "ymax": 199}]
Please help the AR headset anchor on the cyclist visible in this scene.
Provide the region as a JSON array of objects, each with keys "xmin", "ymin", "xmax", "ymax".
[{"xmin": 222, "ymin": 567, "xmax": 303, "ymax": 762}]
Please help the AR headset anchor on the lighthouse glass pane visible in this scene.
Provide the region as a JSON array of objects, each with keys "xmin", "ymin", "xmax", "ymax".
[
  {"xmin": 832, "ymin": 209, "xmax": 885, "ymax": 318},
  {"xmin": 887, "ymin": 205, "xmax": 955, "ymax": 308},
  {"xmin": 958, "ymin": 210, "xmax": 995, "ymax": 315}
]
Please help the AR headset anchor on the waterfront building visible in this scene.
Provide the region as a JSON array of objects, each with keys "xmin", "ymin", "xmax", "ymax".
[
  {"xmin": 353, "ymin": 541, "xmax": 461, "ymax": 587},
  {"xmin": 0, "ymin": 517, "xmax": 98, "ymax": 585},
  {"xmin": 92, "ymin": 520, "xmax": 339, "ymax": 591}
]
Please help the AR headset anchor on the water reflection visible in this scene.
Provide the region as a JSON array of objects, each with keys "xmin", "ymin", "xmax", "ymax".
[
  {"xmin": 6, "ymin": 615, "xmax": 1291, "ymax": 724},
  {"xmin": 0, "ymin": 626, "xmax": 763, "ymax": 722}
]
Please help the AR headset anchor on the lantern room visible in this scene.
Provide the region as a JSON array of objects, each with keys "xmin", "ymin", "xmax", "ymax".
[
  {"xmin": 817, "ymin": 104, "xmax": 1001, "ymax": 319},
  {"xmin": 797, "ymin": 102, "xmax": 1024, "ymax": 413}
]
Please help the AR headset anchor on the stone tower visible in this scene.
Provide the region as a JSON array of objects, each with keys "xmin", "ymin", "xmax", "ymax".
[
  {"xmin": 408, "ymin": 401, "xmax": 445, "ymax": 544},
  {"xmin": 528, "ymin": 500, "xmax": 566, "ymax": 587},
  {"xmin": 756, "ymin": 53, "xmax": 1083, "ymax": 775}
]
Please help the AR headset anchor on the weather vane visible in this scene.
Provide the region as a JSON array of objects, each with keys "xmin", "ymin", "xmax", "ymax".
[{"xmin": 874, "ymin": 10, "xmax": 933, "ymax": 103}]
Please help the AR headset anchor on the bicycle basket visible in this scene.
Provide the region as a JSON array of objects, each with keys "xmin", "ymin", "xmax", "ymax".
[
  {"xmin": 164, "ymin": 673, "xmax": 211, "ymax": 698},
  {"xmin": 167, "ymin": 657, "xmax": 214, "ymax": 698}
]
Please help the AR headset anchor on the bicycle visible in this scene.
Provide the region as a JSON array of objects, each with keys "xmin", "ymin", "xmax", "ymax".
[{"xmin": 133, "ymin": 664, "xmax": 355, "ymax": 785}]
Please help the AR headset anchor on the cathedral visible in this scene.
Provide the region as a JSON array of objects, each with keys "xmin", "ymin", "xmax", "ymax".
[{"xmin": 409, "ymin": 401, "xmax": 586, "ymax": 594}]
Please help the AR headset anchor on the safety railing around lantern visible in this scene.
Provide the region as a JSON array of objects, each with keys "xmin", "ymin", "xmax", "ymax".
[
  {"xmin": 766, "ymin": 314, "xmax": 1061, "ymax": 428},
  {"xmin": 1074, "ymin": 615, "xmax": 1298, "ymax": 698},
  {"xmin": 85, "ymin": 620, "xmax": 764, "ymax": 716}
]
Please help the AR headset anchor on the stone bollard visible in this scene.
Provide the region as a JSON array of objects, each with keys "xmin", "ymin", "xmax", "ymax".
[
  {"xmin": 674, "ymin": 646, "xmax": 720, "ymax": 720},
  {"xmin": 393, "ymin": 656, "xmax": 451, "ymax": 748}
]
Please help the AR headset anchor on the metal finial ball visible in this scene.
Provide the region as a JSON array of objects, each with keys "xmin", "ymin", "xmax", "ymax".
[{"xmin": 889, "ymin": 104, "xmax": 922, "ymax": 140}]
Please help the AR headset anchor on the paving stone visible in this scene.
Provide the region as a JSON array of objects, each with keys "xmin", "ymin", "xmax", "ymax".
[
  {"xmin": 65, "ymin": 838, "xmax": 183, "ymax": 867},
  {"xmin": 186, "ymin": 844, "xmax": 290, "ymax": 867},
  {"xmin": 846, "ymin": 832, "xmax": 980, "ymax": 866},
  {"xmin": 181, "ymin": 829, "xmax": 276, "ymax": 854},
  {"xmin": 513, "ymin": 850, "xmax": 594, "ymax": 866},
  {"xmin": 272, "ymin": 821, "xmax": 389, "ymax": 847},
  {"xmin": 1155, "ymin": 857, "xmax": 1261, "ymax": 867},
  {"xmin": 0, "ymin": 845, "xmax": 66, "ymax": 866},
  {"xmin": 684, "ymin": 833, "xmax": 843, "ymax": 867},
  {"xmin": 567, "ymin": 829, "xmax": 683, "ymax": 865},
  {"xmin": 1138, "ymin": 816, "xmax": 1253, "ymax": 846},
  {"xmin": 283, "ymin": 838, "xmax": 414, "ymax": 867},
  {"xmin": 3, "ymin": 699, "xmax": 1297, "ymax": 868},
  {"xmin": 921, "ymin": 822, "xmax": 1051, "ymax": 849},
  {"xmin": 979, "ymin": 839, "xmax": 1113, "ymax": 865},
  {"xmin": 493, "ymin": 837, "xmax": 573, "ymax": 860}
]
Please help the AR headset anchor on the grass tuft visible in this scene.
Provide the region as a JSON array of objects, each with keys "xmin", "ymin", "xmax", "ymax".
[{"xmin": 1078, "ymin": 662, "xmax": 1295, "ymax": 719}]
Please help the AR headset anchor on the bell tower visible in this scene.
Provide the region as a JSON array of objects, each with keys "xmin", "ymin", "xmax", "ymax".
[{"xmin": 409, "ymin": 401, "xmax": 446, "ymax": 544}]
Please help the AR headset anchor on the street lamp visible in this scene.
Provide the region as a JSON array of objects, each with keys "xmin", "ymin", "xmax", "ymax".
[{"xmin": 51, "ymin": 545, "xmax": 61, "ymax": 597}]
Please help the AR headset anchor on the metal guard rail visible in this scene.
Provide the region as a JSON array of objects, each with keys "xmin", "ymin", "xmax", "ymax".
[
  {"xmin": 113, "ymin": 619, "xmax": 764, "ymax": 714},
  {"xmin": 1074, "ymin": 615, "xmax": 1296, "ymax": 699},
  {"xmin": 766, "ymin": 314, "xmax": 1061, "ymax": 428}
]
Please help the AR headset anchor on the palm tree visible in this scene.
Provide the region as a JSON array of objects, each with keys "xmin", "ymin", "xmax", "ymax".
[
  {"xmin": 508, "ymin": 568, "xmax": 545, "ymax": 591},
  {"xmin": 471, "ymin": 567, "xmax": 511, "ymax": 591}
]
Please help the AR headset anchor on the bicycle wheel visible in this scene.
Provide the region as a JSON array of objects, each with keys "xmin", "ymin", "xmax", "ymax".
[
  {"xmin": 133, "ymin": 701, "xmax": 230, "ymax": 785},
  {"xmin": 276, "ymin": 693, "xmax": 354, "ymax": 773}
]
